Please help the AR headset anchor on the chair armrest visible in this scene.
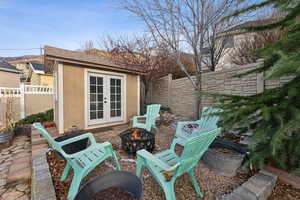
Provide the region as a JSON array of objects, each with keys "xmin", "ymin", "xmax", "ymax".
[
  {"xmin": 133, "ymin": 115, "xmax": 147, "ymax": 120},
  {"xmin": 98, "ymin": 141, "xmax": 114, "ymax": 152},
  {"xmin": 137, "ymin": 149, "xmax": 179, "ymax": 171},
  {"xmin": 133, "ymin": 115, "xmax": 147, "ymax": 124},
  {"xmin": 58, "ymin": 133, "xmax": 96, "ymax": 147}
]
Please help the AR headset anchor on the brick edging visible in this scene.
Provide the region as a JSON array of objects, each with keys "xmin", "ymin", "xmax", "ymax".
[
  {"xmin": 221, "ymin": 170, "xmax": 278, "ymax": 200},
  {"xmin": 31, "ymin": 127, "xmax": 56, "ymax": 200}
]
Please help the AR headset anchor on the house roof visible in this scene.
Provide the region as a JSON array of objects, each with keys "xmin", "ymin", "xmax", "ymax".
[
  {"xmin": 0, "ymin": 61, "xmax": 22, "ymax": 73},
  {"xmin": 225, "ymin": 18, "xmax": 279, "ymax": 33},
  {"xmin": 29, "ymin": 62, "xmax": 45, "ymax": 74},
  {"xmin": 44, "ymin": 45, "xmax": 146, "ymax": 74}
]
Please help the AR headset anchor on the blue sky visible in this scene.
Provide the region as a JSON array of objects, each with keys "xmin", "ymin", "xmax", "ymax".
[{"xmin": 0, "ymin": 0, "xmax": 143, "ymax": 57}]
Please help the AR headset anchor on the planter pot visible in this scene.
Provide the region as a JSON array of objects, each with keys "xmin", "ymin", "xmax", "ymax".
[
  {"xmin": 42, "ymin": 121, "xmax": 56, "ymax": 128},
  {"xmin": 74, "ymin": 171, "xmax": 143, "ymax": 200},
  {"xmin": 202, "ymin": 138, "xmax": 249, "ymax": 177},
  {"xmin": 0, "ymin": 130, "xmax": 15, "ymax": 144},
  {"xmin": 14, "ymin": 125, "xmax": 31, "ymax": 136}
]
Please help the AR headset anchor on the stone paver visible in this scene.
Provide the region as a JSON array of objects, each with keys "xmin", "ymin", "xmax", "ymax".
[
  {"xmin": 221, "ymin": 170, "xmax": 278, "ymax": 200},
  {"xmin": 0, "ymin": 135, "xmax": 31, "ymax": 200},
  {"xmin": 31, "ymin": 128, "xmax": 56, "ymax": 200}
]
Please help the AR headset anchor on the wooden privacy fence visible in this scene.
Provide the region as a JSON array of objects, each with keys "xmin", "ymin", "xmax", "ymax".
[{"xmin": 0, "ymin": 83, "xmax": 54, "ymax": 125}]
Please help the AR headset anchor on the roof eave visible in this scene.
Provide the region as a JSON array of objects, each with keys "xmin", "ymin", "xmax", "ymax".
[
  {"xmin": 45, "ymin": 55, "xmax": 147, "ymax": 75},
  {"xmin": 0, "ymin": 67, "xmax": 22, "ymax": 74}
]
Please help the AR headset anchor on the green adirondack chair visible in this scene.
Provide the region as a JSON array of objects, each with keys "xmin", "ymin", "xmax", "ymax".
[
  {"xmin": 132, "ymin": 104, "xmax": 161, "ymax": 132},
  {"xmin": 175, "ymin": 107, "xmax": 222, "ymax": 146},
  {"xmin": 136, "ymin": 128, "xmax": 220, "ymax": 200},
  {"xmin": 33, "ymin": 123, "xmax": 121, "ymax": 200}
]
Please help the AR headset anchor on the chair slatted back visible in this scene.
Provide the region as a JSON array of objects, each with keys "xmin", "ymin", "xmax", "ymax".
[
  {"xmin": 33, "ymin": 122, "xmax": 59, "ymax": 149},
  {"xmin": 176, "ymin": 128, "xmax": 220, "ymax": 175},
  {"xmin": 197, "ymin": 107, "xmax": 223, "ymax": 129},
  {"xmin": 146, "ymin": 104, "xmax": 161, "ymax": 125}
]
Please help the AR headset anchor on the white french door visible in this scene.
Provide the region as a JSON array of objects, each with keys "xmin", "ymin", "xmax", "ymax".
[{"xmin": 88, "ymin": 72, "xmax": 124, "ymax": 125}]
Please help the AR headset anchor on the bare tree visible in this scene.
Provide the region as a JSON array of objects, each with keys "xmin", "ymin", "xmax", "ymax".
[
  {"xmin": 203, "ymin": 20, "xmax": 236, "ymax": 71},
  {"xmin": 98, "ymin": 34, "xmax": 178, "ymax": 106},
  {"xmin": 122, "ymin": 0, "xmax": 236, "ymax": 118}
]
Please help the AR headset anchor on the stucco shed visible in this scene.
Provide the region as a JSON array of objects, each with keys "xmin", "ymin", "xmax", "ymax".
[{"xmin": 44, "ymin": 45, "xmax": 145, "ymax": 134}]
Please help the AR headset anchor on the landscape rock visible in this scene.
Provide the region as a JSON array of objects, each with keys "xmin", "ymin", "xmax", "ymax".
[
  {"xmin": 2, "ymin": 190, "xmax": 24, "ymax": 200},
  {"xmin": 0, "ymin": 178, "xmax": 6, "ymax": 187},
  {"xmin": 16, "ymin": 183, "xmax": 28, "ymax": 192}
]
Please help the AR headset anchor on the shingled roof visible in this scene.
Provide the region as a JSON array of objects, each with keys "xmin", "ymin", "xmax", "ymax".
[
  {"xmin": 44, "ymin": 45, "xmax": 146, "ymax": 74},
  {"xmin": 0, "ymin": 61, "xmax": 22, "ymax": 73}
]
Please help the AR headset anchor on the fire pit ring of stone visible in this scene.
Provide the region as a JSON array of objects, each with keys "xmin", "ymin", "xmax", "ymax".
[{"xmin": 119, "ymin": 128, "xmax": 155, "ymax": 154}]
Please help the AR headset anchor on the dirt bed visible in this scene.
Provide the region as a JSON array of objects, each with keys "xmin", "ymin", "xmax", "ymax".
[{"xmin": 47, "ymin": 125, "xmax": 250, "ymax": 200}]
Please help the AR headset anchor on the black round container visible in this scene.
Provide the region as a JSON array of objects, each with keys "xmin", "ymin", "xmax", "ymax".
[
  {"xmin": 119, "ymin": 128, "xmax": 155, "ymax": 154},
  {"xmin": 54, "ymin": 132, "xmax": 88, "ymax": 154},
  {"xmin": 74, "ymin": 171, "xmax": 143, "ymax": 200}
]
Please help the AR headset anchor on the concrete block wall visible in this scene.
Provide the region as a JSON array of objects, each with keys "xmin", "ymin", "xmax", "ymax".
[{"xmin": 150, "ymin": 62, "xmax": 293, "ymax": 118}]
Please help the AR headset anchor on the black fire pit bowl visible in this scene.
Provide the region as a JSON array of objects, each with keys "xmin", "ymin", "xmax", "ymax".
[
  {"xmin": 120, "ymin": 128, "xmax": 155, "ymax": 154},
  {"xmin": 74, "ymin": 171, "xmax": 143, "ymax": 200}
]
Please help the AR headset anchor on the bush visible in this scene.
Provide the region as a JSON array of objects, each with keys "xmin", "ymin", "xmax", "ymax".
[
  {"xmin": 16, "ymin": 109, "xmax": 53, "ymax": 126},
  {"xmin": 143, "ymin": 103, "xmax": 171, "ymax": 113},
  {"xmin": 160, "ymin": 105, "xmax": 171, "ymax": 112}
]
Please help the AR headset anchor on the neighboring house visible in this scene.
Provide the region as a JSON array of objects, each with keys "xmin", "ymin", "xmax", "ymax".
[
  {"xmin": 26, "ymin": 62, "xmax": 53, "ymax": 86},
  {"xmin": 203, "ymin": 18, "xmax": 278, "ymax": 71},
  {"xmin": 0, "ymin": 61, "xmax": 22, "ymax": 87},
  {"xmin": 8, "ymin": 56, "xmax": 54, "ymax": 86},
  {"xmin": 44, "ymin": 45, "xmax": 145, "ymax": 134}
]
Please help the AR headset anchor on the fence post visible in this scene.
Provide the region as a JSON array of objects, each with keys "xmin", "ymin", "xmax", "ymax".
[
  {"xmin": 167, "ymin": 74, "xmax": 172, "ymax": 107},
  {"xmin": 20, "ymin": 82, "xmax": 25, "ymax": 119},
  {"xmin": 257, "ymin": 72, "xmax": 264, "ymax": 93}
]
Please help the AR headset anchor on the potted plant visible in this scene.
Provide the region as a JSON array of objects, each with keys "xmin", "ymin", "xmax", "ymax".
[
  {"xmin": 0, "ymin": 98, "xmax": 15, "ymax": 144},
  {"xmin": 15, "ymin": 109, "xmax": 54, "ymax": 136}
]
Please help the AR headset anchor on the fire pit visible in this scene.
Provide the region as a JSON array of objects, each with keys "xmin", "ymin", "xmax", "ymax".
[{"xmin": 119, "ymin": 128, "xmax": 155, "ymax": 154}]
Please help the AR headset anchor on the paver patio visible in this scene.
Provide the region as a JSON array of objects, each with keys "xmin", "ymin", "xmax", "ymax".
[{"xmin": 0, "ymin": 135, "xmax": 31, "ymax": 200}]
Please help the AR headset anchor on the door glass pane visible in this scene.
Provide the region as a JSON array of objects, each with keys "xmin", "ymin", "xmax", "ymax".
[
  {"xmin": 89, "ymin": 75, "xmax": 104, "ymax": 121},
  {"xmin": 90, "ymin": 85, "xmax": 96, "ymax": 93},
  {"xmin": 90, "ymin": 111, "xmax": 96, "ymax": 120},
  {"xmin": 90, "ymin": 76, "xmax": 96, "ymax": 84},
  {"xmin": 110, "ymin": 78, "xmax": 122, "ymax": 117},
  {"xmin": 97, "ymin": 111, "xmax": 103, "ymax": 119},
  {"xmin": 90, "ymin": 103, "xmax": 96, "ymax": 111},
  {"xmin": 111, "ymin": 110, "xmax": 115, "ymax": 117},
  {"xmin": 97, "ymin": 103, "xmax": 103, "ymax": 110},
  {"xmin": 90, "ymin": 94, "xmax": 96, "ymax": 102},
  {"xmin": 97, "ymin": 77, "xmax": 103, "ymax": 85}
]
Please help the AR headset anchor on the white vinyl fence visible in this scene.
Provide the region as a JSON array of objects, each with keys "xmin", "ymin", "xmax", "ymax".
[{"xmin": 0, "ymin": 83, "xmax": 54, "ymax": 125}]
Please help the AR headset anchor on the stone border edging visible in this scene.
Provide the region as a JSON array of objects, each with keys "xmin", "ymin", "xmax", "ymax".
[
  {"xmin": 31, "ymin": 127, "xmax": 56, "ymax": 200},
  {"xmin": 220, "ymin": 170, "xmax": 278, "ymax": 200}
]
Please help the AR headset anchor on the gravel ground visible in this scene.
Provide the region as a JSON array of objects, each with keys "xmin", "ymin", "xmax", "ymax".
[
  {"xmin": 268, "ymin": 180, "xmax": 300, "ymax": 200},
  {"xmin": 48, "ymin": 124, "xmax": 249, "ymax": 200}
]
